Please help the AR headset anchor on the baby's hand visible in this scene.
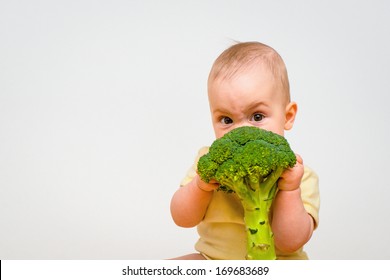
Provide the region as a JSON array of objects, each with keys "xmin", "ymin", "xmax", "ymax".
[
  {"xmin": 195, "ymin": 173, "xmax": 219, "ymax": 192},
  {"xmin": 278, "ymin": 154, "xmax": 304, "ymax": 192}
]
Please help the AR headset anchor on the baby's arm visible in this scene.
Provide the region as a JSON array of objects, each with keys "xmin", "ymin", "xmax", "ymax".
[
  {"xmin": 272, "ymin": 155, "xmax": 314, "ymax": 253},
  {"xmin": 170, "ymin": 175, "xmax": 219, "ymax": 228}
]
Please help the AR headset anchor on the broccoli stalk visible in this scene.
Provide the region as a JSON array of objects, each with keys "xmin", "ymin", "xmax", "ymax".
[{"xmin": 197, "ymin": 126, "xmax": 296, "ymax": 260}]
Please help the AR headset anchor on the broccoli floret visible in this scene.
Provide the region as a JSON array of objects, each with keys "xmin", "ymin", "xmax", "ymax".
[{"xmin": 197, "ymin": 126, "xmax": 296, "ymax": 260}]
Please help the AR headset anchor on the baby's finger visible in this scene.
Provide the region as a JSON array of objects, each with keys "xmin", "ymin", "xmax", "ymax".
[{"xmin": 295, "ymin": 154, "xmax": 303, "ymax": 164}]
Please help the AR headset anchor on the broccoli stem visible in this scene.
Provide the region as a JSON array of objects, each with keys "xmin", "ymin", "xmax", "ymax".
[
  {"xmin": 243, "ymin": 186, "xmax": 276, "ymax": 260},
  {"xmin": 242, "ymin": 167, "xmax": 284, "ymax": 260}
]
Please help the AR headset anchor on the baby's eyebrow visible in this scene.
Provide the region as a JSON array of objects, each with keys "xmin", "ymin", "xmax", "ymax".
[
  {"xmin": 210, "ymin": 105, "xmax": 231, "ymax": 114},
  {"xmin": 248, "ymin": 101, "xmax": 269, "ymax": 110},
  {"xmin": 211, "ymin": 108, "xmax": 230, "ymax": 116}
]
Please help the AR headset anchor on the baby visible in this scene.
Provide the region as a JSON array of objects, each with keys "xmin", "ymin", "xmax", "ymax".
[{"xmin": 170, "ymin": 42, "xmax": 320, "ymax": 260}]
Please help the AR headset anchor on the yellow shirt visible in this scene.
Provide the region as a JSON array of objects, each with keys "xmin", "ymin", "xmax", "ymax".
[{"xmin": 180, "ymin": 147, "xmax": 320, "ymax": 260}]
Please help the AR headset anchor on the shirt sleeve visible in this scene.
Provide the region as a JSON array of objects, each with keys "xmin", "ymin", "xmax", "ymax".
[
  {"xmin": 180, "ymin": 146, "xmax": 209, "ymax": 187},
  {"xmin": 300, "ymin": 165, "xmax": 320, "ymax": 229}
]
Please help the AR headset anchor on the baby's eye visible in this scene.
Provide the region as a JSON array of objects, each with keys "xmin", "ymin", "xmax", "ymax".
[
  {"xmin": 220, "ymin": 116, "xmax": 233, "ymax": 125},
  {"xmin": 251, "ymin": 113, "xmax": 264, "ymax": 122}
]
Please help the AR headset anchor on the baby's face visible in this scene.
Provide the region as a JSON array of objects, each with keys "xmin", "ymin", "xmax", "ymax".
[{"xmin": 208, "ymin": 64, "xmax": 293, "ymax": 139}]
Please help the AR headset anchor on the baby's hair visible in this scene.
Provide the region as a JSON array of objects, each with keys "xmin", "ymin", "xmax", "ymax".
[{"xmin": 208, "ymin": 41, "xmax": 291, "ymax": 102}]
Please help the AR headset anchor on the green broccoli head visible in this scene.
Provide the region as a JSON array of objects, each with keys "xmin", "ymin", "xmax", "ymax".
[
  {"xmin": 197, "ymin": 126, "xmax": 296, "ymax": 191},
  {"xmin": 196, "ymin": 126, "xmax": 297, "ymax": 260}
]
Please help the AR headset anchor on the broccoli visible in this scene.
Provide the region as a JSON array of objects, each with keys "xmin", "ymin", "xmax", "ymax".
[{"xmin": 197, "ymin": 126, "xmax": 296, "ymax": 260}]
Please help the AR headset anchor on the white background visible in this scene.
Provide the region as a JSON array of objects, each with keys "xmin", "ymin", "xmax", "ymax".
[{"xmin": 1, "ymin": 0, "xmax": 389, "ymax": 260}]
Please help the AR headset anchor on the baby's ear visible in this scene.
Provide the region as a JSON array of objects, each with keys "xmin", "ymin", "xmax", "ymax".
[{"xmin": 284, "ymin": 102, "xmax": 297, "ymax": 130}]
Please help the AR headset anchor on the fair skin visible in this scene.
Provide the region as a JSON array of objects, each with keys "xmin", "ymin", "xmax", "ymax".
[{"xmin": 170, "ymin": 63, "xmax": 314, "ymax": 259}]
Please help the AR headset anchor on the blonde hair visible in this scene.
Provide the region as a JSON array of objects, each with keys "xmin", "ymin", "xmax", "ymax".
[{"xmin": 208, "ymin": 41, "xmax": 291, "ymax": 101}]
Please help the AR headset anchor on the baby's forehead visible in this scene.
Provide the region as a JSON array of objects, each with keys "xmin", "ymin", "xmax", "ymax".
[
  {"xmin": 210, "ymin": 60, "xmax": 282, "ymax": 89},
  {"xmin": 208, "ymin": 63, "xmax": 290, "ymax": 105},
  {"xmin": 209, "ymin": 55, "xmax": 290, "ymax": 102}
]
